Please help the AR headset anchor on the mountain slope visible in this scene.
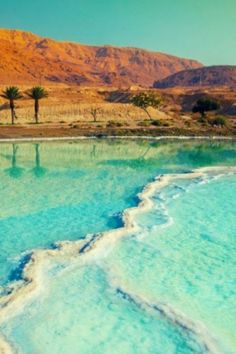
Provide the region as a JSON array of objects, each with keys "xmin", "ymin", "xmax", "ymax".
[
  {"xmin": 0, "ymin": 29, "xmax": 202, "ymax": 86},
  {"xmin": 153, "ymin": 66, "xmax": 236, "ymax": 88}
]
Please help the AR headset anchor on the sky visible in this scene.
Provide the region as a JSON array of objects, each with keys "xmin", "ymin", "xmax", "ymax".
[{"xmin": 0, "ymin": 0, "xmax": 235, "ymax": 65}]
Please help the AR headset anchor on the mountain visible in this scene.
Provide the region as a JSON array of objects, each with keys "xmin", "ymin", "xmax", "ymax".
[
  {"xmin": 0, "ymin": 29, "xmax": 202, "ymax": 87},
  {"xmin": 153, "ymin": 65, "xmax": 236, "ymax": 88}
]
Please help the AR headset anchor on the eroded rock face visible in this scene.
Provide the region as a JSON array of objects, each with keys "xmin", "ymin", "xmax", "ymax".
[
  {"xmin": 0, "ymin": 29, "xmax": 202, "ymax": 87},
  {"xmin": 154, "ymin": 66, "xmax": 236, "ymax": 88}
]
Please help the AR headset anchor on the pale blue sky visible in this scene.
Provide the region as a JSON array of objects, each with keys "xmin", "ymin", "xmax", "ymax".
[{"xmin": 0, "ymin": 0, "xmax": 235, "ymax": 65}]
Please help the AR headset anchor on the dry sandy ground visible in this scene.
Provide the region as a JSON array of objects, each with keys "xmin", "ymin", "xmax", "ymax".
[
  {"xmin": 0, "ymin": 85, "xmax": 235, "ymax": 138},
  {"xmin": 0, "ymin": 125, "xmax": 234, "ymax": 140}
]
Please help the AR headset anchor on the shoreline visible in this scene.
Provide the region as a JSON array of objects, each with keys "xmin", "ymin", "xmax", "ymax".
[
  {"xmin": 0, "ymin": 166, "xmax": 236, "ymax": 354},
  {"xmin": 0, "ymin": 125, "xmax": 235, "ymax": 141},
  {"xmin": 0, "ymin": 135, "xmax": 235, "ymax": 143}
]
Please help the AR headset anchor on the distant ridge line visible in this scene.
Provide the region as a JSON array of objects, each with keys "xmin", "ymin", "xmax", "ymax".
[
  {"xmin": 154, "ymin": 65, "xmax": 236, "ymax": 88},
  {"xmin": 0, "ymin": 28, "xmax": 202, "ymax": 87}
]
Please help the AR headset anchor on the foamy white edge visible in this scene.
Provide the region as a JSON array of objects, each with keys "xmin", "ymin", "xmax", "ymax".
[{"xmin": 0, "ymin": 165, "xmax": 236, "ymax": 354}]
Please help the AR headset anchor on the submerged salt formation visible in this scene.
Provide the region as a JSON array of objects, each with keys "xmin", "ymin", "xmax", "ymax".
[{"xmin": 0, "ymin": 140, "xmax": 236, "ymax": 354}]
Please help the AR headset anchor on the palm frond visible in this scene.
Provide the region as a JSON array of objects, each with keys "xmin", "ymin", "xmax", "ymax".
[
  {"xmin": 27, "ymin": 86, "xmax": 48, "ymax": 100},
  {"xmin": 1, "ymin": 86, "xmax": 22, "ymax": 100}
]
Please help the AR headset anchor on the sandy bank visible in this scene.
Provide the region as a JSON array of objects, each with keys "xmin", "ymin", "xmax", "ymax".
[{"xmin": 0, "ymin": 124, "xmax": 235, "ymax": 140}]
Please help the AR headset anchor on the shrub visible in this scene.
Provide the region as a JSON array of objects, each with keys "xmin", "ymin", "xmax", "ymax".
[
  {"xmin": 106, "ymin": 120, "xmax": 123, "ymax": 127},
  {"xmin": 137, "ymin": 120, "xmax": 151, "ymax": 127},
  {"xmin": 197, "ymin": 115, "xmax": 208, "ymax": 125},
  {"xmin": 192, "ymin": 98, "xmax": 220, "ymax": 117},
  {"xmin": 151, "ymin": 119, "xmax": 162, "ymax": 126},
  {"xmin": 209, "ymin": 116, "xmax": 227, "ymax": 127}
]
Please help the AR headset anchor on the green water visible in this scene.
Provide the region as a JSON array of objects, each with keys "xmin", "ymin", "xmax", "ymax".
[{"xmin": 0, "ymin": 139, "xmax": 235, "ymax": 354}]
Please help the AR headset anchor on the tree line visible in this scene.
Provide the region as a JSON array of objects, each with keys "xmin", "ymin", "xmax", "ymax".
[
  {"xmin": 0, "ymin": 87, "xmax": 221, "ymax": 126},
  {"xmin": 1, "ymin": 86, "xmax": 48, "ymax": 125}
]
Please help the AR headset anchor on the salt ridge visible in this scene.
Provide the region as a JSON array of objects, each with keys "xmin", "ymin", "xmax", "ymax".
[{"xmin": 0, "ymin": 166, "xmax": 236, "ymax": 353}]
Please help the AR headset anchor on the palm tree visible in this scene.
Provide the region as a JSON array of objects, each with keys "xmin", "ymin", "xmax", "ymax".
[
  {"xmin": 1, "ymin": 87, "xmax": 22, "ymax": 125},
  {"xmin": 27, "ymin": 86, "xmax": 48, "ymax": 124}
]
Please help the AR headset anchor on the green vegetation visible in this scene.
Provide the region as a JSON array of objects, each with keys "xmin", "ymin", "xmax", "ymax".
[
  {"xmin": 1, "ymin": 87, "xmax": 22, "ymax": 125},
  {"xmin": 209, "ymin": 115, "xmax": 227, "ymax": 127},
  {"xmin": 138, "ymin": 119, "xmax": 168, "ymax": 127},
  {"xmin": 131, "ymin": 92, "xmax": 162, "ymax": 120},
  {"xmin": 192, "ymin": 98, "xmax": 220, "ymax": 119},
  {"xmin": 0, "ymin": 87, "xmax": 231, "ymax": 134},
  {"xmin": 151, "ymin": 119, "xmax": 162, "ymax": 126},
  {"xmin": 137, "ymin": 120, "xmax": 151, "ymax": 127},
  {"xmin": 107, "ymin": 120, "xmax": 126, "ymax": 128},
  {"xmin": 27, "ymin": 86, "xmax": 48, "ymax": 124}
]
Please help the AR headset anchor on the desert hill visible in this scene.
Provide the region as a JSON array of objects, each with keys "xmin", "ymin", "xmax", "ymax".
[
  {"xmin": 0, "ymin": 29, "xmax": 202, "ymax": 87},
  {"xmin": 154, "ymin": 65, "xmax": 236, "ymax": 88}
]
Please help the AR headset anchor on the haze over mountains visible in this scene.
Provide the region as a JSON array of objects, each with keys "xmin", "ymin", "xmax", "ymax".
[{"xmin": 0, "ymin": 29, "xmax": 202, "ymax": 87}]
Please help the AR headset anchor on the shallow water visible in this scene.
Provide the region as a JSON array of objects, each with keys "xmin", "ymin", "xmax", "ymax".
[
  {"xmin": 0, "ymin": 139, "xmax": 236, "ymax": 353},
  {"xmin": 104, "ymin": 173, "xmax": 236, "ymax": 353},
  {"xmin": 1, "ymin": 264, "xmax": 210, "ymax": 354}
]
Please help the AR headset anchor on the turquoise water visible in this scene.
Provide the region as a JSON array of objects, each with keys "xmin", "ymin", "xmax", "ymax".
[
  {"xmin": 1, "ymin": 265, "xmax": 210, "ymax": 354},
  {"xmin": 0, "ymin": 139, "xmax": 236, "ymax": 354},
  {"xmin": 104, "ymin": 174, "xmax": 236, "ymax": 353}
]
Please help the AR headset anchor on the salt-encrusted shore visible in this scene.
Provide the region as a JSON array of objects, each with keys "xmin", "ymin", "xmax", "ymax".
[{"xmin": 0, "ymin": 165, "xmax": 236, "ymax": 354}]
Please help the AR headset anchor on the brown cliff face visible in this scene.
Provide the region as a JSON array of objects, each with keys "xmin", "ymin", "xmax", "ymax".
[
  {"xmin": 0, "ymin": 29, "xmax": 202, "ymax": 87},
  {"xmin": 154, "ymin": 66, "xmax": 236, "ymax": 88}
]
